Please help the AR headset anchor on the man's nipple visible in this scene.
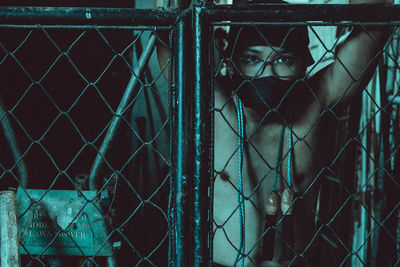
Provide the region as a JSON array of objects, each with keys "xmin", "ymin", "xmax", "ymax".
[{"xmin": 218, "ymin": 170, "xmax": 230, "ymax": 182}]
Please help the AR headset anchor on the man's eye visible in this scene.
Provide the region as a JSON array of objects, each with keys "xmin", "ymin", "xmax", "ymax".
[
  {"xmin": 239, "ymin": 56, "xmax": 262, "ymax": 65},
  {"xmin": 275, "ymin": 56, "xmax": 295, "ymax": 65}
]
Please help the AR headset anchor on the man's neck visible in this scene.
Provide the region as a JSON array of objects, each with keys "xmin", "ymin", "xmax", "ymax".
[{"xmin": 242, "ymin": 105, "xmax": 292, "ymax": 130}]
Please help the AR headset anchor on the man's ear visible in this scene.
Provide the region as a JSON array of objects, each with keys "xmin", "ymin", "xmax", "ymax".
[
  {"xmin": 226, "ymin": 61, "xmax": 235, "ymax": 77},
  {"xmin": 213, "ymin": 27, "xmax": 230, "ymax": 77},
  {"xmin": 214, "ymin": 27, "xmax": 229, "ymax": 54}
]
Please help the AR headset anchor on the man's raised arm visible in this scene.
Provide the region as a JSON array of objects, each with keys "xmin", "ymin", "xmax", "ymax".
[{"xmin": 315, "ymin": 0, "xmax": 394, "ymax": 107}]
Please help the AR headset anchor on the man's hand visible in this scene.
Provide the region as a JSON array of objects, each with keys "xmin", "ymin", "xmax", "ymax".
[{"xmin": 154, "ymin": 0, "xmax": 232, "ymax": 80}]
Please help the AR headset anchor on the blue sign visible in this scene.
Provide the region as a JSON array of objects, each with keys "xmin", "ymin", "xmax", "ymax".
[{"xmin": 17, "ymin": 188, "xmax": 113, "ymax": 256}]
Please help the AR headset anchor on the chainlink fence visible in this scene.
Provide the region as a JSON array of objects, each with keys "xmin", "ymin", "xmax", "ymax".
[
  {"xmin": 0, "ymin": 11, "xmax": 174, "ymax": 266},
  {"xmin": 0, "ymin": 2, "xmax": 400, "ymax": 267}
]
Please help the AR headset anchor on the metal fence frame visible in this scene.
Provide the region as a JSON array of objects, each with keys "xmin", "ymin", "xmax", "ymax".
[{"xmin": 1, "ymin": 2, "xmax": 400, "ymax": 266}]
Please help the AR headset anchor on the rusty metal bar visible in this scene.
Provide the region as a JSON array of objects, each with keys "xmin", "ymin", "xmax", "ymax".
[
  {"xmin": 204, "ymin": 4, "xmax": 400, "ymax": 23},
  {"xmin": 193, "ymin": 3, "xmax": 212, "ymax": 266},
  {"xmin": 171, "ymin": 10, "xmax": 193, "ymax": 266},
  {"xmin": 0, "ymin": 191, "xmax": 20, "ymax": 267},
  {"xmin": 0, "ymin": 6, "xmax": 178, "ymax": 26}
]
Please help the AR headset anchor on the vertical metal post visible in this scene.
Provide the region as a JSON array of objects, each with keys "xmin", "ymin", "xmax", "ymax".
[
  {"xmin": 0, "ymin": 191, "xmax": 20, "ymax": 267},
  {"xmin": 171, "ymin": 11, "xmax": 193, "ymax": 267},
  {"xmin": 193, "ymin": 4, "xmax": 212, "ymax": 267}
]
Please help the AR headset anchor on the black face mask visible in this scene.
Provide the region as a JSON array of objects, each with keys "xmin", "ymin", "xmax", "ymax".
[{"xmin": 232, "ymin": 75, "xmax": 306, "ymax": 116}]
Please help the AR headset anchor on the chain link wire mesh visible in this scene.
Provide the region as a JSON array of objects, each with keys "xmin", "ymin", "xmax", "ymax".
[
  {"xmin": 0, "ymin": 23, "xmax": 172, "ymax": 266},
  {"xmin": 212, "ymin": 19, "xmax": 400, "ymax": 266},
  {"xmin": 0, "ymin": 2, "xmax": 400, "ymax": 267}
]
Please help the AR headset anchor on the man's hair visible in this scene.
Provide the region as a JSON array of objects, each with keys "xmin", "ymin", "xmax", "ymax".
[{"xmin": 225, "ymin": 0, "xmax": 314, "ymax": 68}]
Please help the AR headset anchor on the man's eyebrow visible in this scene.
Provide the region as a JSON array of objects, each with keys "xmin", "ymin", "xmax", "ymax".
[
  {"xmin": 242, "ymin": 48, "xmax": 263, "ymax": 53},
  {"xmin": 242, "ymin": 46, "xmax": 288, "ymax": 54},
  {"xmin": 271, "ymin": 47, "xmax": 290, "ymax": 54}
]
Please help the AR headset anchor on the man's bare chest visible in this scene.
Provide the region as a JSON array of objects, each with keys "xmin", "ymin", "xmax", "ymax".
[{"xmin": 213, "ymin": 107, "xmax": 320, "ymax": 193}]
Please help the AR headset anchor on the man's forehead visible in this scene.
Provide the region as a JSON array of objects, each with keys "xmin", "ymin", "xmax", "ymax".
[
  {"xmin": 234, "ymin": 30, "xmax": 294, "ymax": 53},
  {"xmin": 239, "ymin": 45, "xmax": 291, "ymax": 54},
  {"xmin": 226, "ymin": 24, "xmax": 314, "ymax": 66}
]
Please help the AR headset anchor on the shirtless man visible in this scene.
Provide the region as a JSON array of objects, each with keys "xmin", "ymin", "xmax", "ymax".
[{"xmin": 156, "ymin": 0, "xmax": 393, "ymax": 266}]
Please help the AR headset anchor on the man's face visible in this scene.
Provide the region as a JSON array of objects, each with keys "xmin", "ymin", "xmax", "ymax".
[{"xmin": 235, "ymin": 45, "xmax": 304, "ymax": 80}]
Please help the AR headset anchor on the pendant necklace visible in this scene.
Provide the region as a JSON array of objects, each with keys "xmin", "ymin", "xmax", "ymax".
[{"xmin": 262, "ymin": 122, "xmax": 295, "ymax": 260}]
